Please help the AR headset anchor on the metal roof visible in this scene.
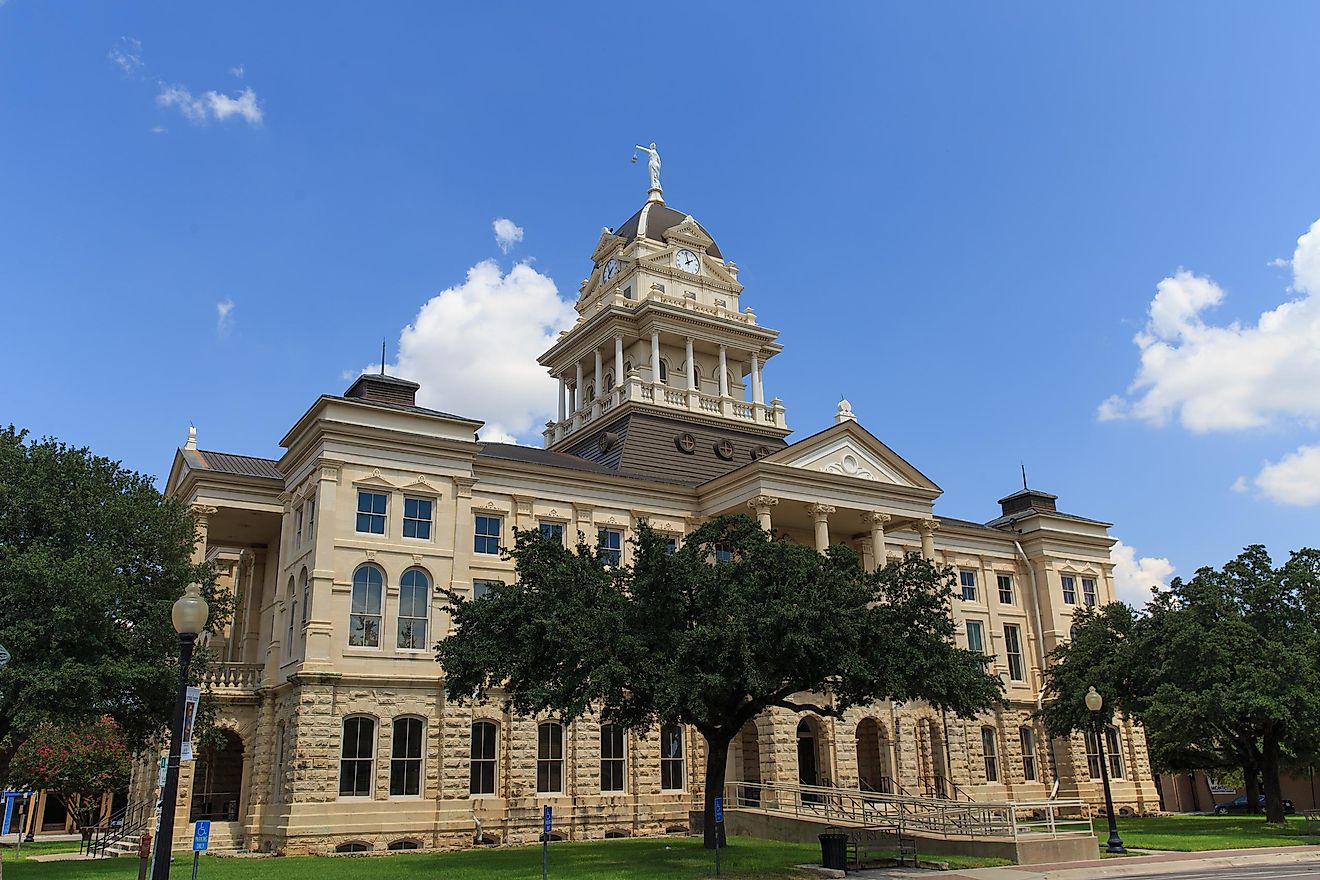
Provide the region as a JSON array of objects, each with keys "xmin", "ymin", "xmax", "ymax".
[{"xmin": 187, "ymin": 449, "xmax": 283, "ymax": 480}]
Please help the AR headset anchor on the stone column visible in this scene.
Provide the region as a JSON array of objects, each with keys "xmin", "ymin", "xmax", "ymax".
[
  {"xmin": 557, "ymin": 376, "xmax": 566, "ymax": 423},
  {"xmin": 807, "ymin": 504, "xmax": 835, "ymax": 553},
  {"xmin": 574, "ymin": 362, "xmax": 583, "ymax": 411},
  {"xmin": 916, "ymin": 519, "xmax": 939, "ymax": 560},
  {"xmin": 865, "ymin": 511, "xmax": 891, "ymax": 572},
  {"xmin": 747, "ymin": 495, "xmax": 779, "ymax": 530},
  {"xmin": 751, "ymin": 351, "xmax": 764, "ymax": 405},
  {"xmin": 650, "ymin": 331, "xmax": 661, "ymax": 384},
  {"xmin": 686, "ymin": 337, "xmax": 697, "ymax": 390},
  {"xmin": 718, "ymin": 345, "xmax": 729, "ymax": 397},
  {"xmin": 593, "ymin": 349, "xmax": 603, "ymax": 416},
  {"xmin": 614, "ymin": 335, "xmax": 624, "ymax": 389},
  {"xmin": 189, "ymin": 503, "xmax": 218, "ymax": 567}
]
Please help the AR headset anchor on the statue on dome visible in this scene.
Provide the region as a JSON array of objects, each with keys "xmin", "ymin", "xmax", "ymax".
[{"xmin": 632, "ymin": 142, "xmax": 662, "ymax": 192}]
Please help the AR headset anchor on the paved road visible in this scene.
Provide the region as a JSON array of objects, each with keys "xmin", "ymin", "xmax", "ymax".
[
  {"xmin": 1136, "ymin": 860, "xmax": 1320, "ymax": 880},
  {"xmin": 854, "ymin": 849, "xmax": 1320, "ymax": 880}
]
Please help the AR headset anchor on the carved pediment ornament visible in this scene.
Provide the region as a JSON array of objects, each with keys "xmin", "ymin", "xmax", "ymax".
[{"xmin": 365, "ymin": 550, "xmax": 376, "ymax": 561}]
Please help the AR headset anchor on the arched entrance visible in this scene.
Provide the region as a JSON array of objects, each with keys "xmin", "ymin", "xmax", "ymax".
[
  {"xmin": 796, "ymin": 717, "xmax": 827, "ymax": 789},
  {"xmin": 734, "ymin": 719, "xmax": 762, "ymax": 805},
  {"xmin": 855, "ymin": 717, "xmax": 893, "ymax": 793},
  {"xmin": 190, "ymin": 730, "xmax": 244, "ymax": 822},
  {"xmin": 916, "ymin": 718, "xmax": 949, "ymax": 798}
]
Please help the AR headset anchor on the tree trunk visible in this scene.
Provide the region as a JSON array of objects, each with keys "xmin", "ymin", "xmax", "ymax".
[
  {"xmin": 1243, "ymin": 764, "xmax": 1260, "ymax": 814},
  {"xmin": 1261, "ymin": 729, "xmax": 1286, "ymax": 824},
  {"xmin": 702, "ymin": 733, "xmax": 732, "ymax": 850}
]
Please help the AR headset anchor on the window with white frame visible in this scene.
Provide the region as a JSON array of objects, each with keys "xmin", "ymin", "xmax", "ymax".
[
  {"xmin": 965, "ymin": 619, "xmax": 985, "ymax": 654},
  {"xmin": 299, "ymin": 568, "xmax": 310, "ymax": 628},
  {"xmin": 997, "ymin": 574, "xmax": 1014, "ymax": 604},
  {"xmin": 598, "ymin": 528, "xmax": 622, "ymax": 566},
  {"xmin": 356, "ymin": 490, "xmax": 388, "ymax": 535},
  {"xmin": 538, "ymin": 521, "xmax": 565, "ymax": 543},
  {"xmin": 960, "ymin": 570, "xmax": 977, "ymax": 601},
  {"xmin": 537, "ymin": 721, "xmax": 564, "ymax": 793},
  {"xmin": 397, "ymin": 569, "xmax": 430, "ymax": 650},
  {"xmin": 1082, "ymin": 577, "xmax": 1098, "ymax": 607},
  {"xmin": 600, "ymin": 723, "xmax": 626, "ymax": 793},
  {"xmin": 349, "ymin": 565, "xmax": 384, "ymax": 648},
  {"xmin": 339, "ymin": 716, "xmax": 375, "ymax": 797},
  {"xmin": 1061, "ymin": 575, "xmax": 1077, "ymax": 605},
  {"xmin": 473, "ymin": 579, "xmax": 502, "ymax": 600},
  {"xmin": 390, "ymin": 717, "xmax": 424, "ymax": 796},
  {"xmin": 403, "ymin": 497, "xmax": 433, "ymax": 540},
  {"xmin": 295, "ymin": 505, "xmax": 304, "ymax": 546},
  {"xmin": 306, "ymin": 497, "xmax": 315, "ymax": 541},
  {"xmin": 1020, "ymin": 727, "xmax": 1037, "ymax": 781},
  {"xmin": 285, "ymin": 576, "xmax": 296, "ymax": 656},
  {"xmin": 660, "ymin": 724, "xmax": 685, "ymax": 791},
  {"xmin": 1003, "ymin": 623, "xmax": 1025, "ymax": 682},
  {"xmin": 981, "ymin": 727, "xmax": 999, "ymax": 782},
  {"xmin": 1105, "ymin": 726, "xmax": 1124, "ymax": 778},
  {"xmin": 474, "ymin": 515, "xmax": 501, "ymax": 555},
  {"xmin": 470, "ymin": 721, "xmax": 497, "ymax": 795},
  {"xmin": 1084, "ymin": 729, "xmax": 1102, "ymax": 779}
]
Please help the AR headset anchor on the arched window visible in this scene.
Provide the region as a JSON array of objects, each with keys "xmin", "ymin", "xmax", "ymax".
[
  {"xmin": 387, "ymin": 840, "xmax": 419, "ymax": 850},
  {"xmin": 390, "ymin": 717, "xmax": 424, "ymax": 797},
  {"xmin": 335, "ymin": 842, "xmax": 371, "ymax": 853},
  {"xmin": 1105, "ymin": 726, "xmax": 1124, "ymax": 778},
  {"xmin": 586, "ymin": 384, "xmax": 595, "ymax": 402},
  {"xmin": 338, "ymin": 716, "xmax": 375, "ymax": 797},
  {"xmin": 537, "ymin": 721, "xmax": 564, "ymax": 793},
  {"xmin": 660, "ymin": 724, "xmax": 684, "ymax": 791},
  {"xmin": 604, "ymin": 370, "xmax": 615, "ymax": 390},
  {"xmin": 285, "ymin": 576, "xmax": 296, "ymax": 656},
  {"xmin": 981, "ymin": 726, "xmax": 999, "ymax": 783},
  {"xmin": 600, "ymin": 723, "xmax": 625, "ymax": 792},
  {"xmin": 299, "ymin": 568, "xmax": 310, "ymax": 628},
  {"xmin": 470, "ymin": 721, "xmax": 497, "ymax": 795},
  {"xmin": 349, "ymin": 565, "xmax": 383, "ymax": 648},
  {"xmin": 397, "ymin": 569, "xmax": 430, "ymax": 650},
  {"xmin": 658, "ymin": 359, "xmax": 669, "ymax": 384}
]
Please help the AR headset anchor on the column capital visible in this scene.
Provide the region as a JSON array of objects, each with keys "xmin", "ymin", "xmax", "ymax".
[
  {"xmin": 806, "ymin": 503, "xmax": 836, "ymax": 522},
  {"xmin": 190, "ymin": 503, "xmax": 219, "ymax": 520},
  {"xmin": 915, "ymin": 518, "xmax": 940, "ymax": 537},
  {"xmin": 864, "ymin": 510, "xmax": 892, "ymax": 527},
  {"xmin": 747, "ymin": 495, "xmax": 780, "ymax": 513}
]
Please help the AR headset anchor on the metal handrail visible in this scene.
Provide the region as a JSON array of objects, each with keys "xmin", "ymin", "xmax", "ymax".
[
  {"xmin": 88, "ymin": 798, "xmax": 155, "ymax": 857},
  {"xmin": 724, "ymin": 780, "xmax": 1093, "ymax": 841}
]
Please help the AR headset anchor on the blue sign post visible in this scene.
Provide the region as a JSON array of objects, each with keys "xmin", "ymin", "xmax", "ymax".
[
  {"xmin": 541, "ymin": 806, "xmax": 552, "ymax": 879},
  {"xmin": 190, "ymin": 821, "xmax": 210, "ymax": 880},
  {"xmin": 713, "ymin": 797, "xmax": 724, "ymax": 877}
]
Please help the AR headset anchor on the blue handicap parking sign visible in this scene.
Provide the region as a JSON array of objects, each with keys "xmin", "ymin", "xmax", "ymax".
[
  {"xmin": 543, "ymin": 805, "xmax": 552, "ymax": 834},
  {"xmin": 714, "ymin": 797, "xmax": 724, "ymax": 824},
  {"xmin": 193, "ymin": 820, "xmax": 211, "ymax": 852}
]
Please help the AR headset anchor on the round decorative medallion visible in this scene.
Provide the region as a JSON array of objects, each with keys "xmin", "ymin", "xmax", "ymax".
[
  {"xmin": 597, "ymin": 432, "xmax": 619, "ymax": 452},
  {"xmin": 752, "ymin": 445, "xmax": 773, "ymax": 460},
  {"xmin": 714, "ymin": 439, "xmax": 735, "ymax": 461},
  {"xmin": 842, "ymin": 454, "xmax": 859, "ymax": 475},
  {"xmin": 674, "ymin": 432, "xmax": 697, "ymax": 454}
]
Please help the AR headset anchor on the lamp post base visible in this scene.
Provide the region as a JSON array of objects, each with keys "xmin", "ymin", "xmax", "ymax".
[{"xmin": 1105, "ymin": 832, "xmax": 1127, "ymax": 854}]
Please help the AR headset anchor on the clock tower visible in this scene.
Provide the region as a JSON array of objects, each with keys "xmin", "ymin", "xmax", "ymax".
[{"xmin": 538, "ymin": 170, "xmax": 791, "ymax": 483}]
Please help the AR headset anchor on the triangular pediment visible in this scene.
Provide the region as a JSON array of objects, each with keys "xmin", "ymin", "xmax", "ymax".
[
  {"xmin": 590, "ymin": 228, "xmax": 624, "ymax": 263},
  {"xmin": 661, "ymin": 215, "xmax": 715, "ymax": 249},
  {"xmin": 763, "ymin": 421, "xmax": 941, "ymax": 493}
]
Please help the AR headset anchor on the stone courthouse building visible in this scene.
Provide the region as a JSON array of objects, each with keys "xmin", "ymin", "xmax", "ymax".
[{"xmin": 132, "ymin": 172, "xmax": 1159, "ymax": 853}]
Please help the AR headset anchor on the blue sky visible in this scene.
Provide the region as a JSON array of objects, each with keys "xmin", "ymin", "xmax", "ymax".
[{"xmin": 2, "ymin": 3, "xmax": 1318, "ymax": 598}]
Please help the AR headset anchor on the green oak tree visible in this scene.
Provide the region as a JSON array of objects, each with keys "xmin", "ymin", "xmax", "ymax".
[
  {"xmin": 0, "ymin": 426, "xmax": 229, "ymax": 785},
  {"xmin": 436, "ymin": 514, "xmax": 1003, "ymax": 848},
  {"xmin": 1042, "ymin": 545, "xmax": 1320, "ymax": 824}
]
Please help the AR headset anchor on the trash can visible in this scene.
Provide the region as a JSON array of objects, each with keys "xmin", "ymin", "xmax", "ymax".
[{"xmin": 818, "ymin": 831, "xmax": 849, "ymax": 871}]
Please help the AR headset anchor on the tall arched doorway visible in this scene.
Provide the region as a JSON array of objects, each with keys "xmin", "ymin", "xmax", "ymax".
[
  {"xmin": 796, "ymin": 717, "xmax": 827, "ymax": 789},
  {"xmin": 734, "ymin": 720, "xmax": 761, "ymax": 805},
  {"xmin": 916, "ymin": 718, "xmax": 950, "ymax": 798},
  {"xmin": 856, "ymin": 717, "xmax": 893, "ymax": 793},
  {"xmin": 190, "ymin": 730, "xmax": 245, "ymax": 822}
]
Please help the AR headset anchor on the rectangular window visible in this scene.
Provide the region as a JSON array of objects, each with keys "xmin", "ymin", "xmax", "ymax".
[
  {"xmin": 1020, "ymin": 728, "xmax": 1037, "ymax": 782},
  {"xmin": 997, "ymin": 574, "xmax": 1013, "ymax": 604},
  {"xmin": 472, "ymin": 579, "xmax": 502, "ymax": 600},
  {"xmin": 469, "ymin": 721, "xmax": 497, "ymax": 796},
  {"xmin": 960, "ymin": 570, "xmax": 977, "ymax": 601},
  {"xmin": 1105, "ymin": 726, "xmax": 1124, "ymax": 778},
  {"xmin": 306, "ymin": 498, "xmax": 315, "ymax": 542},
  {"xmin": 1061, "ymin": 575, "xmax": 1077, "ymax": 605},
  {"xmin": 600, "ymin": 724, "xmax": 625, "ymax": 793},
  {"xmin": 356, "ymin": 491, "xmax": 388, "ymax": 535},
  {"xmin": 403, "ymin": 497, "xmax": 433, "ymax": 540},
  {"xmin": 598, "ymin": 528, "xmax": 623, "ymax": 566},
  {"xmin": 538, "ymin": 521, "xmax": 565, "ymax": 543},
  {"xmin": 660, "ymin": 724, "xmax": 685, "ymax": 791},
  {"xmin": 1084, "ymin": 729, "xmax": 1102, "ymax": 779},
  {"xmin": 295, "ymin": 506, "xmax": 304, "ymax": 546},
  {"xmin": 390, "ymin": 718, "xmax": 424, "ymax": 797},
  {"xmin": 714, "ymin": 543, "xmax": 734, "ymax": 563},
  {"xmin": 537, "ymin": 722, "xmax": 564, "ymax": 793},
  {"xmin": 663, "ymin": 536, "xmax": 678, "ymax": 554},
  {"xmin": 981, "ymin": 727, "xmax": 999, "ymax": 783},
  {"xmin": 1082, "ymin": 577, "xmax": 1098, "ymax": 607},
  {"xmin": 1004, "ymin": 624, "xmax": 1025, "ymax": 682},
  {"xmin": 474, "ymin": 515, "xmax": 501, "ymax": 555},
  {"xmin": 339, "ymin": 717, "xmax": 375, "ymax": 797},
  {"xmin": 965, "ymin": 620, "xmax": 985, "ymax": 654}
]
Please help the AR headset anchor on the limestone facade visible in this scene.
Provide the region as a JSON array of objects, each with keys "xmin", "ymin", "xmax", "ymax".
[{"xmin": 133, "ymin": 183, "xmax": 1159, "ymax": 854}]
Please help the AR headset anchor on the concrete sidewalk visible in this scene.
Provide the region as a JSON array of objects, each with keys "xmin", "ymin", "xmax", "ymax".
[{"xmin": 853, "ymin": 844, "xmax": 1320, "ymax": 880}]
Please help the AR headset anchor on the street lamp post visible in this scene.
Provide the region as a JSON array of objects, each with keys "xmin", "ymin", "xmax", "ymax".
[
  {"xmin": 150, "ymin": 584, "xmax": 209, "ymax": 880},
  {"xmin": 1085, "ymin": 686, "xmax": 1126, "ymax": 854}
]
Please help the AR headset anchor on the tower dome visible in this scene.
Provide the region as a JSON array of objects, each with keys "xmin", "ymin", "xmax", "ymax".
[{"xmin": 611, "ymin": 202, "xmax": 723, "ymax": 260}]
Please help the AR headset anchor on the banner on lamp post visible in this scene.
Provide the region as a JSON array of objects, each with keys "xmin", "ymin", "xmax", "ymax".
[{"xmin": 180, "ymin": 687, "xmax": 201, "ymax": 762}]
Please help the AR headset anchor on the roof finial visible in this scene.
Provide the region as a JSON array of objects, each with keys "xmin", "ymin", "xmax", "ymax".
[
  {"xmin": 835, "ymin": 397, "xmax": 856, "ymax": 424},
  {"xmin": 185, "ymin": 424, "xmax": 197, "ymax": 451},
  {"xmin": 631, "ymin": 142, "xmax": 663, "ymax": 203},
  {"xmin": 380, "ymin": 337, "xmax": 387, "ymax": 375},
  {"xmin": 1021, "ymin": 462, "xmax": 1029, "ymax": 490}
]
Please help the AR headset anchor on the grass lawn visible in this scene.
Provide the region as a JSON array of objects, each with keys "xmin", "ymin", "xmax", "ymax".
[
  {"xmin": 1095, "ymin": 814, "xmax": 1320, "ymax": 852},
  {"xmin": 2, "ymin": 840, "xmax": 86, "ymax": 862},
  {"xmin": 2, "ymin": 836, "xmax": 822, "ymax": 880}
]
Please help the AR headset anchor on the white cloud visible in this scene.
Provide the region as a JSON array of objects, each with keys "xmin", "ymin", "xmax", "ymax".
[
  {"xmin": 493, "ymin": 218, "xmax": 524, "ymax": 254},
  {"xmin": 1252, "ymin": 445, "xmax": 1320, "ymax": 506},
  {"xmin": 157, "ymin": 84, "xmax": 263, "ymax": 125},
  {"xmin": 151, "ymin": 126, "xmax": 167, "ymax": 134},
  {"xmin": 216, "ymin": 299, "xmax": 235, "ymax": 335},
  {"xmin": 108, "ymin": 37, "xmax": 143, "ymax": 76},
  {"xmin": 1230, "ymin": 475, "xmax": 1249, "ymax": 494},
  {"xmin": 230, "ymin": 65, "xmax": 245, "ymax": 79},
  {"xmin": 1268, "ymin": 257, "xmax": 1290, "ymax": 269},
  {"xmin": 386, "ymin": 259, "xmax": 576, "ymax": 443},
  {"xmin": 1109, "ymin": 540, "xmax": 1175, "ymax": 607}
]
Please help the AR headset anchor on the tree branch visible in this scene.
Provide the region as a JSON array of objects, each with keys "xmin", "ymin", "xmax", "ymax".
[{"xmin": 772, "ymin": 698, "xmax": 841, "ymax": 718}]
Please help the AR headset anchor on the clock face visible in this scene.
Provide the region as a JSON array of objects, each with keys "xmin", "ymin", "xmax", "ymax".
[
  {"xmin": 601, "ymin": 258, "xmax": 619, "ymax": 282},
  {"xmin": 675, "ymin": 249, "xmax": 700, "ymax": 274}
]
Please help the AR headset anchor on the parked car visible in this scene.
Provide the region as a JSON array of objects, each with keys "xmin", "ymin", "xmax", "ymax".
[{"xmin": 1213, "ymin": 794, "xmax": 1296, "ymax": 815}]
